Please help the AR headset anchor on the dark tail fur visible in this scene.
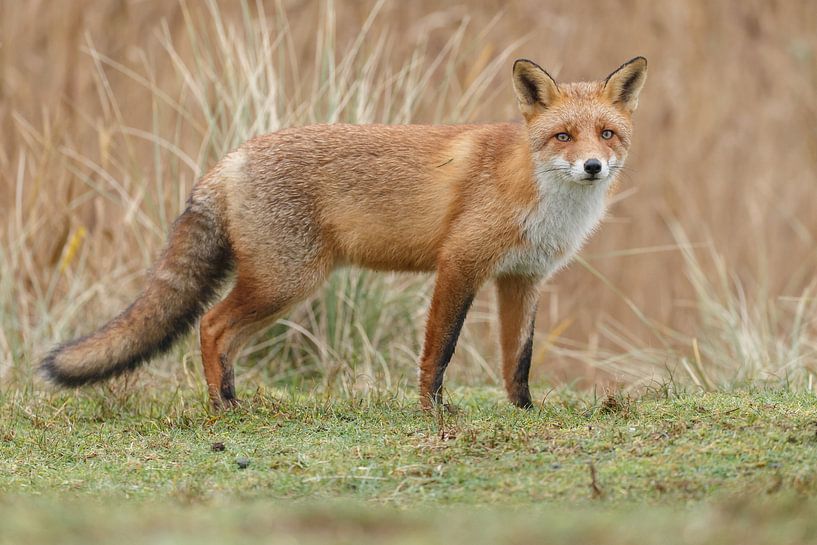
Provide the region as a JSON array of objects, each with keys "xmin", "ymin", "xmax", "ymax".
[{"xmin": 40, "ymin": 201, "xmax": 232, "ymax": 386}]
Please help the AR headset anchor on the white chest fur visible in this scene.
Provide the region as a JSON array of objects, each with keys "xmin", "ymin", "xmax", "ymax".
[{"xmin": 496, "ymin": 172, "xmax": 609, "ymax": 278}]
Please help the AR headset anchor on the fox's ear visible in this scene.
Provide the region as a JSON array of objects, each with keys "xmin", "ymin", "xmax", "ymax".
[
  {"xmin": 512, "ymin": 59, "xmax": 560, "ymax": 120},
  {"xmin": 604, "ymin": 57, "xmax": 648, "ymax": 113}
]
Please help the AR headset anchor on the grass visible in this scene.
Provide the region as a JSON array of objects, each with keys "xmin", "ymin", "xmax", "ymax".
[
  {"xmin": 4, "ymin": 498, "xmax": 817, "ymax": 545},
  {"xmin": 3, "ymin": 387, "xmax": 817, "ymax": 502},
  {"xmin": 5, "ymin": 496, "xmax": 817, "ymax": 545},
  {"xmin": 2, "ymin": 386, "xmax": 817, "ymax": 543}
]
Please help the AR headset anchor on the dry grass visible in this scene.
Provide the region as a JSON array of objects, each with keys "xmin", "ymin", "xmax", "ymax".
[{"xmin": 2, "ymin": 0, "xmax": 817, "ymax": 394}]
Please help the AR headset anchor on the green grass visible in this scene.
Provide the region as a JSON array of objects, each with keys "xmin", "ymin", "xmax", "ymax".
[
  {"xmin": 4, "ymin": 494, "xmax": 817, "ymax": 545},
  {"xmin": 2, "ymin": 385, "xmax": 817, "ymax": 543}
]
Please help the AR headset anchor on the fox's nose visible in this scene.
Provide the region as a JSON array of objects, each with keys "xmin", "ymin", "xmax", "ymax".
[{"xmin": 584, "ymin": 159, "xmax": 602, "ymax": 175}]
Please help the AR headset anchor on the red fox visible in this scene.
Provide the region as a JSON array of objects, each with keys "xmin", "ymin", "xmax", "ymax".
[{"xmin": 42, "ymin": 57, "xmax": 647, "ymax": 410}]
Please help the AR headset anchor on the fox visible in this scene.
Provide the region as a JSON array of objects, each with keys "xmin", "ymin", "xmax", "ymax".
[{"xmin": 41, "ymin": 57, "xmax": 647, "ymax": 411}]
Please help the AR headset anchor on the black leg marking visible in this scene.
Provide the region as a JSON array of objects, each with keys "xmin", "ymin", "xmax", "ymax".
[
  {"xmin": 219, "ymin": 354, "xmax": 236, "ymax": 401},
  {"xmin": 430, "ymin": 295, "xmax": 474, "ymax": 404},
  {"xmin": 512, "ymin": 315, "xmax": 536, "ymax": 408}
]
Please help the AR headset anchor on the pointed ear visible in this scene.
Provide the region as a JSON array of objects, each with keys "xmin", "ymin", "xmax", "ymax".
[
  {"xmin": 604, "ymin": 57, "xmax": 648, "ymax": 113},
  {"xmin": 512, "ymin": 59, "xmax": 560, "ymax": 120}
]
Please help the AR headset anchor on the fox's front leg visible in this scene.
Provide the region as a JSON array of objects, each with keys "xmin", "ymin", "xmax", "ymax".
[
  {"xmin": 418, "ymin": 259, "xmax": 482, "ymax": 410},
  {"xmin": 496, "ymin": 274, "xmax": 541, "ymax": 408}
]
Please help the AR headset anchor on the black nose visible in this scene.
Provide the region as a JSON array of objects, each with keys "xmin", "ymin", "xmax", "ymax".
[{"xmin": 584, "ymin": 159, "xmax": 602, "ymax": 175}]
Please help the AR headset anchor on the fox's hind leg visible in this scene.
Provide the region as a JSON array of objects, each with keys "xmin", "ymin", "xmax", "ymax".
[
  {"xmin": 200, "ymin": 285, "xmax": 279, "ymax": 409},
  {"xmin": 199, "ymin": 262, "xmax": 328, "ymax": 410}
]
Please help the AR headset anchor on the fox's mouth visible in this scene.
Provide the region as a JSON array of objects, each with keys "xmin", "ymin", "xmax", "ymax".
[{"xmin": 576, "ymin": 175, "xmax": 602, "ymax": 184}]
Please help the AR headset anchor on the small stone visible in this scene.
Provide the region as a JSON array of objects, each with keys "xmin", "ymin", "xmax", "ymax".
[
  {"xmin": 236, "ymin": 456, "xmax": 251, "ymax": 469},
  {"xmin": 211, "ymin": 442, "xmax": 226, "ymax": 452}
]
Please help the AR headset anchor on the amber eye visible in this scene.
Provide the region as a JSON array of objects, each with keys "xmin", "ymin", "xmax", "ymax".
[
  {"xmin": 601, "ymin": 129, "xmax": 614, "ymax": 140},
  {"xmin": 555, "ymin": 132, "xmax": 571, "ymax": 142}
]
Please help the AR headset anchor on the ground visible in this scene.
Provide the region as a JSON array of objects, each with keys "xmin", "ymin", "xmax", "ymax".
[{"xmin": 2, "ymin": 385, "xmax": 817, "ymax": 544}]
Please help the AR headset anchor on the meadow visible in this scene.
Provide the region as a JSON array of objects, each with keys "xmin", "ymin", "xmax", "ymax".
[
  {"xmin": 2, "ymin": 0, "xmax": 817, "ymax": 542},
  {"xmin": 3, "ymin": 387, "xmax": 817, "ymax": 544}
]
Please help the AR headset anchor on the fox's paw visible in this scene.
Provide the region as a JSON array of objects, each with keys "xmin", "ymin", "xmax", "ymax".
[
  {"xmin": 419, "ymin": 400, "xmax": 459, "ymax": 415},
  {"xmin": 211, "ymin": 397, "xmax": 244, "ymax": 412},
  {"xmin": 511, "ymin": 395, "xmax": 534, "ymax": 410}
]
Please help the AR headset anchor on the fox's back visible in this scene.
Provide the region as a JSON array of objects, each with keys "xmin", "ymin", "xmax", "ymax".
[{"xmin": 228, "ymin": 123, "xmax": 521, "ymax": 271}]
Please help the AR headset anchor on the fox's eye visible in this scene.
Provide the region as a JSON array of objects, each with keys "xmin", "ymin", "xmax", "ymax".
[
  {"xmin": 555, "ymin": 133, "xmax": 571, "ymax": 142},
  {"xmin": 601, "ymin": 129, "xmax": 614, "ymax": 140}
]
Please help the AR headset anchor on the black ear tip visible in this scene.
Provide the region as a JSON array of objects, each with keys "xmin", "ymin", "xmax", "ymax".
[
  {"xmin": 513, "ymin": 58, "xmax": 535, "ymax": 71},
  {"xmin": 513, "ymin": 59, "xmax": 559, "ymax": 89},
  {"xmin": 628, "ymin": 56, "xmax": 648, "ymax": 67}
]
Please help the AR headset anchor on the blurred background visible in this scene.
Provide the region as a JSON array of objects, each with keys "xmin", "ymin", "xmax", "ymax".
[{"xmin": 2, "ymin": 0, "xmax": 816, "ymax": 396}]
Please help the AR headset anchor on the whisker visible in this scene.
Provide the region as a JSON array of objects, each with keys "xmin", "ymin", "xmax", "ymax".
[{"xmin": 535, "ymin": 166, "xmax": 572, "ymax": 176}]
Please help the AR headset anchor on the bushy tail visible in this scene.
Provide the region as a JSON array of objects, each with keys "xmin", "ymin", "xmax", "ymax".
[{"xmin": 41, "ymin": 203, "xmax": 232, "ymax": 386}]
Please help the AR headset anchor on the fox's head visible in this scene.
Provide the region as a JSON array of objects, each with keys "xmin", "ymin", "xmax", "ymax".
[{"xmin": 512, "ymin": 57, "xmax": 647, "ymax": 186}]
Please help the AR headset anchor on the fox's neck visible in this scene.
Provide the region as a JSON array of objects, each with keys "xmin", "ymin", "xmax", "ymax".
[{"xmin": 473, "ymin": 123, "xmax": 538, "ymax": 200}]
